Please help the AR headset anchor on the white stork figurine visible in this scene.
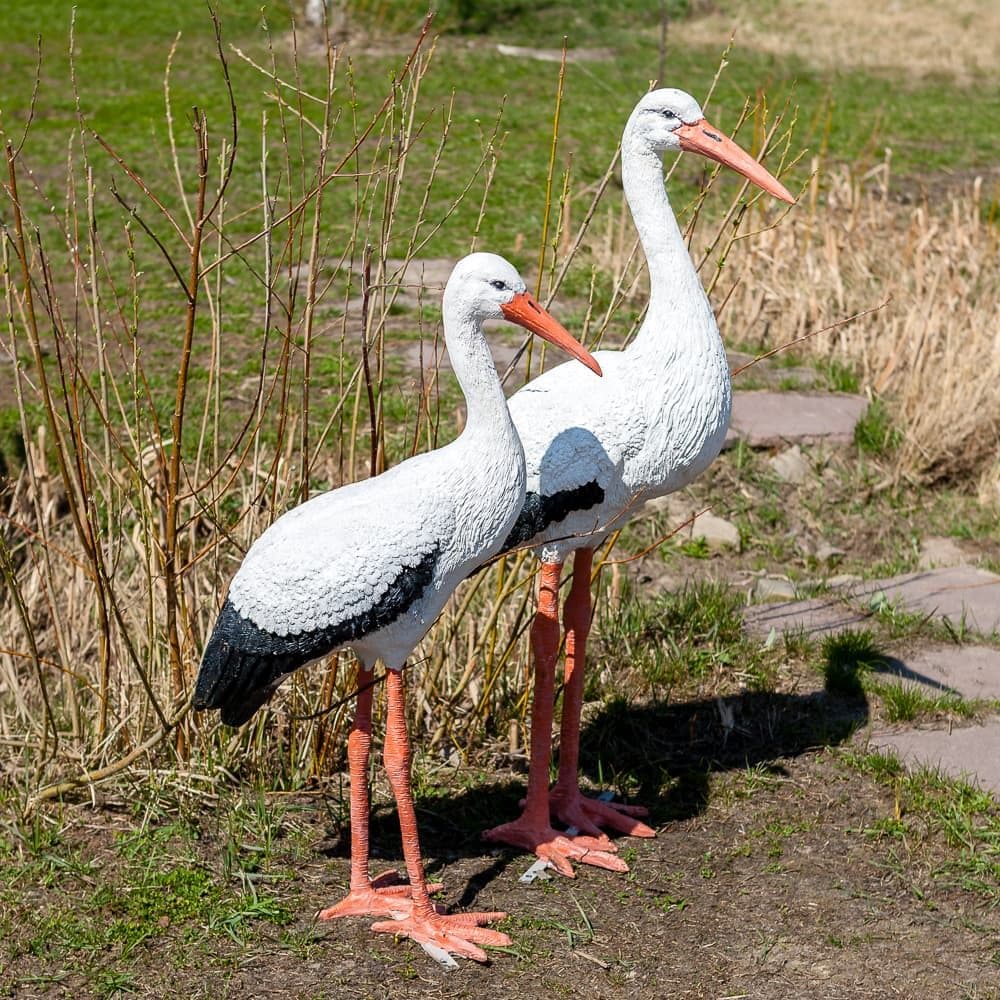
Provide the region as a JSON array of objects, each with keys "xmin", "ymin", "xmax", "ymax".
[
  {"xmin": 194, "ymin": 252, "xmax": 602, "ymax": 962},
  {"xmin": 483, "ymin": 89, "xmax": 795, "ymax": 876}
]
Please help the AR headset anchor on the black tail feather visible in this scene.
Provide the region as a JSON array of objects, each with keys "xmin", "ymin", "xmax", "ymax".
[
  {"xmin": 195, "ymin": 551, "xmax": 440, "ymax": 727},
  {"xmin": 194, "ymin": 599, "xmax": 334, "ymax": 727}
]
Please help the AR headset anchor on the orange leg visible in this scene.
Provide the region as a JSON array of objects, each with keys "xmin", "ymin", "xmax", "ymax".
[
  {"xmin": 370, "ymin": 668, "xmax": 511, "ymax": 963},
  {"xmin": 483, "ymin": 561, "xmax": 625, "ymax": 877},
  {"xmin": 319, "ymin": 666, "xmax": 441, "ymax": 921},
  {"xmin": 550, "ymin": 549, "xmax": 655, "ymax": 839}
]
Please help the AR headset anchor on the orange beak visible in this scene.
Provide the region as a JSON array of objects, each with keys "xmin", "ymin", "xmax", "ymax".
[
  {"xmin": 500, "ymin": 292, "xmax": 603, "ymax": 377},
  {"xmin": 675, "ymin": 119, "xmax": 795, "ymax": 204}
]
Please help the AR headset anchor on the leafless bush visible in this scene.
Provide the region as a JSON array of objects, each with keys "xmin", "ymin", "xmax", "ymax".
[
  {"xmin": 0, "ymin": 16, "xmax": 800, "ymax": 807},
  {"xmin": 713, "ymin": 157, "xmax": 1000, "ymax": 486}
]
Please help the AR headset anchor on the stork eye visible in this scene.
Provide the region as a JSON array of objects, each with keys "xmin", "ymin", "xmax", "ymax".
[
  {"xmin": 490, "ymin": 280, "xmax": 507, "ymax": 291},
  {"xmin": 661, "ymin": 109, "xmax": 677, "ymax": 120}
]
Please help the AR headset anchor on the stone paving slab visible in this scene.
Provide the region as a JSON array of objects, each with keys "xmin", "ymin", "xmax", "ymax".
[
  {"xmin": 743, "ymin": 597, "xmax": 871, "ymax": 639},
  {"xmin": 873, "ymin": 644, "xmax": 1000, "ymax": 701},
  {"xmin": 844, "ymin": 566, "xmax": 1000, "ymax": 635},
  {"xmin": 724, "ymin": 391, "xmax": 868, "ymax": 448},
  {"xmin": 868, "ymin": 718, "xmax": 1000, "ymax": 794},
  {"xmin": 496, "ymin": 43, "xmax": 613, "ymax": 62}
]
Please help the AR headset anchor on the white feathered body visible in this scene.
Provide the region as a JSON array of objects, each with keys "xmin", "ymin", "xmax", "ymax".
[
  {"xmin": 506, "ymin": 109, "xmax": 732, "ymax": 563},
  {"xmin": 228, "ymin": 428, "xmax": 524, "ymax": 670},
  {"xmin": 193, "ymin": 253, "xmax": 542, "ymax": 727},
  {"xmin": 509, "ymin": 328, "xmax": 730, "ymax": 564}
]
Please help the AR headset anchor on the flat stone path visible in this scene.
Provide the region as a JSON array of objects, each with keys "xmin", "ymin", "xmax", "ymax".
[
  {"xmin": 846, "ymin": 566, "xmax": 1000, "ymax": 634},
  {"xmin": 874, "ymin": 644, "xmax": 1000, "ymax": 700},
  {"xmin": 724, "ymin": 391, "xmax": 868, "ymax": 448},
  {"xmin": 744, "ymin": 568, "xmax": 1000, "ymax": 641},
  {"xmin": 744, "ymin": 596, "xmax": 871, "ymax": 639},
  {"xmin": 869, "ymin": 720, "xmax": 1000, "ymax": 794},
  {"xmin": 866, "ymin": 644, "xmax": 1000, "ymax": 792},
  {"xmin": 743, "ymin": 568, "xmax": 1000, "ymax": 796}
]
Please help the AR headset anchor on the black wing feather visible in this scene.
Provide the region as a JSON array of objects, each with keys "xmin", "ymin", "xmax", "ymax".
[
  {"xmin": 194, "ymin": 547, "xmax": 439, "ymax": 727},
  {"xmin": 500, "ymin": 480, "xmax": 604, "ymax": 553}
]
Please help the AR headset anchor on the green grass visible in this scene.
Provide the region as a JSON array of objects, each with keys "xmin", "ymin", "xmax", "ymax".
[
  {"xmin": 824, "ymin": 359, "xmax": 861, "ymax": 394},
  {"xmin": 598, "ymin": 579, "xmax": 770, "ymax": 696},
  {"xmin": 2, "ymin": 0, "xmax": 997, "ymax": 480},
  {"xmin": 867, "ymin": 679, "xmax": 983, "ymax": 724},
  {"xmin": 817, "ymin": 628, "xmax": 984, "ymax": 721},
  {"xmin": 1, "ymin": 802, "xmax": 298, "ymax": 992},
  {"xmin": 2, "ymin": 1, "xmax": 997, "ymax": 265},
  {"xmin": 855, "ymin": 397, "xmax": 903, "ymax": 457},
  {"xmin": 846, "ymin": 749, "xmax": 1000, "ymax": 902},
  {"xmin": 820, "ymin": 629, "xmax": 888, "ymax": 695}
]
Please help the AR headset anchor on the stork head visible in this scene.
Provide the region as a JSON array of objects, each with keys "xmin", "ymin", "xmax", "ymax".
[
  {"xmin": 445, "ymin": 253, "xmax": 602, "ymax": 376},
  {"xmin": 625, "ymin": 88, "xmax": 795, "ymax": 204}
]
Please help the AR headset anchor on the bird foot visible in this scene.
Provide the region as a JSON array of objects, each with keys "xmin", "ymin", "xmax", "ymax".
[
  {"xmin": 550, "ymin": 786, "xmax": 656, "ymax": 839},
  {"xmin": 318, "ymin": 871, "xmax": 445, "ymax": 921},
  {"xmin": 371, "ymin": 908, "xmax": 510, "ymax": 964},
  {"xmin": 482, "ymin": 817, "xmax": 627, "ymax": 878}
]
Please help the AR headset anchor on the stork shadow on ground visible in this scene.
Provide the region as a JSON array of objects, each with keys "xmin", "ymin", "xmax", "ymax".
[
  {"xmin": 574, "ymin": 684, "xmax": 870, "ymax": 827},
  {"xmin": 319, "ymin": 683, "xmax": 869, "ymax": 904}
]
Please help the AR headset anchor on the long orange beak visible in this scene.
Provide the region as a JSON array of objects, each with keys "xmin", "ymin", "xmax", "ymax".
[
  {"xmin": 675, "ymin": 119, "xmax": 795, "ymax": 204},
  {"xmin": 501, "ymin": 292, "xmax": 603, "ymax": 377}
]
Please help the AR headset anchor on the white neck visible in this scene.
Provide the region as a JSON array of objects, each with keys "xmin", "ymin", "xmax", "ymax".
[
  {"xmin": 620, "ymin": 138, "xmax": 717, "ymax": 358},
  {"xmin": 443, "ymin": 304, "xmax": 517, "ymax": 447}
]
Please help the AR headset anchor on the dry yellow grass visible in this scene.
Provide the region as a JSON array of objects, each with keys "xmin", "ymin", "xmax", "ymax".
[
  {"xmin": 585, "ymin": 158, "xmax": 1000, "ymax": 489},
  {"xmin": 684, "ymin": 0, "xmax": 1000, "ymax": 83},
  {"xmin": 718, "ymin": 160, "xmax": 1000, "ymax": 485}
]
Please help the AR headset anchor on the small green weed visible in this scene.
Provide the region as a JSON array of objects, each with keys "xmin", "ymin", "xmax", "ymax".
[
  {"xmin": 821, "ymin": 629, "xmax": 888, "ymax": 695},
  {"xmin": 863, "ymin": 817, "xmax": 908, "ymax": 840},
  {"xmin": 679, "ymin": 535, "xmax": 712, "ymax": 559},
  {"xmin": 855, "ymin": 398, "xmax": 903, "ymax": 457},
  {"xmin": 870, "ymin": 681, "xmax": 977, "ymax": 723},
  {"xmin": 825, "ymin": 360, "xmax": 861, "ymax": 394},
  {"xmin": 207, "ymin": 895, "xmax": 294, "ymax": 944},
  {"xmin": 95, "ymin": 970, "xmax": 139, "ymax": 999},
  {"xmin": 655, "ymin": 894, "xmax": 688, "ymax": 913},
  {"xmin": 842, "ymin": 750, "xmax": 999, "ymax": 902},
  {"xmin": 734, "ymin": 763, "xmax": 783, "ymax": 799},
  {"xmin": 874, "ymin": 681, "xmax": 927, "ymax": 722}
]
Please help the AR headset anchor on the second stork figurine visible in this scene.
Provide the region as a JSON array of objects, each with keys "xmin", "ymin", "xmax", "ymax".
[
  {"xmin": 194, "ymin": 253, "xmax": 602, "ymax": 962},
  {"xmin": 484, "ymin": 89, "xmax": 796, "ymax": 875}
]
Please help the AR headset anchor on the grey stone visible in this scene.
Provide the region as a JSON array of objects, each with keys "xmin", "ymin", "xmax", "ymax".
[
  {"xmin": 724, "ymin": 391, "xmax": 868, "ymax": 449},
  {"xmin": 918, "ymin": 536, "xmax": 970, "ymax": 570},
  {"xmin": 827, "ymin": 573, "xmax": 862, "ymax": 588},
  {"xmin": 640, "ymin": 493, "xmax": 694, "ymax": 525},
  {"xmin": 690, "ymin": 512, "xmax": 740, "ymax": 551},
  {"xmin": 743, "ymin": 596, "xmax": 871, "ymax": 639},
  {"xmin": 815, "ymin": 543, "xmax": 846, "ymax": 563},
  {"xmin": 846, "ymin": 566, "xmax": 1000, "ymax": 635},
  {"xmin": 753, "ymin": 577, "xmax": 797, "ymax": 602},
  {"xmin": 868, "ymin": 717, "xmax": 1000, "ymax": 794},
  {"xmin": 873, "ymin": 644, "xmax": 1000, "ymax": 701},
  {"xmin": 768, "ymin": 445, "xmax": 811, "ymax": 484}
]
